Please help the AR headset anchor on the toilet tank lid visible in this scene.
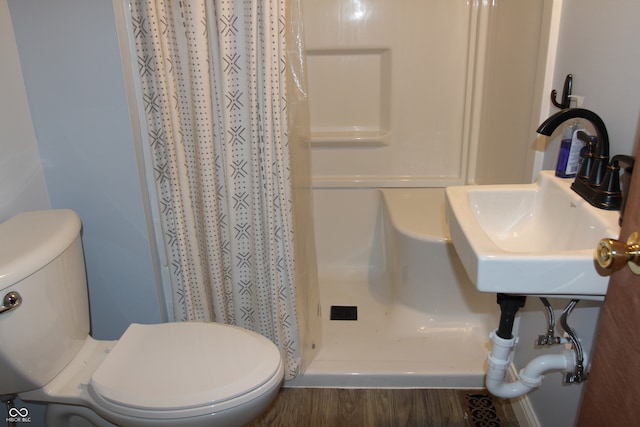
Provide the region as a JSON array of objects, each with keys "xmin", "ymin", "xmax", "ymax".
[{"xmin": 0, "ymin": 209, "xmax": 81, "ymax": 291}]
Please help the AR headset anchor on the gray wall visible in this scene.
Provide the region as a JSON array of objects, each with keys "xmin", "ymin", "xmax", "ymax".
[
  {"xmin": 6, "ymin": 0, "xmax": 163, "ymax": 340},
  {"xmin": 0, "ymin": 0, "xmax": 49, "ymax": 218}
]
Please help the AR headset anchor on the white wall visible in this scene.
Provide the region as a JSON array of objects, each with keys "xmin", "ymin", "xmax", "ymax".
[
  {"xmin": 1, "ymin": 1, "xmax": 55, "ymax": 423},
  {"xmin": 7, "ymin": 0, "xmax": 163, "ymax": 341},
  {"xmin": 303, "ymin": 0, "xmax": 551, "ymax": 187},
  {"xmin": 514, "ymin": 298, "xmax": 602, "ymax": 427},
  {"xmin": 0, "ymin": 0, "xmax": 49, "ymax": 219},
  {"xmin": 473, "ymin": 0, "xmax": 547, "ymax": 184},
  {"xmin": 303, "ymin": 0, "xmax": 473, "ymax": 187},
  {"xmin": 516, "ymin": 1, "xmax": 640, "ymax": 426},
  {"xmin": 541, "ymin": 0, "xmax": 640, "ymax": 168}
]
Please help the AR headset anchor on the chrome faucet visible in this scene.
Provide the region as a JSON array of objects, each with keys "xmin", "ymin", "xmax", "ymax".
[{"xmin": 536, "ymin": 108, "xmax": 633, "ymax": 217}]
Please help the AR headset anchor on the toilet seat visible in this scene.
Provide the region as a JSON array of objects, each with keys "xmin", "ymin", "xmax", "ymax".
[{"xmin": 88, "ymin": 322, "xmax": 283, "ymax": 420}]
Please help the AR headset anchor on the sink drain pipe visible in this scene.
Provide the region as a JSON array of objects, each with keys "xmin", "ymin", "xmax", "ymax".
[
  {"xmin": 486, "ymin": 294, "xmax": 577, "ymax": 399},
  {"xmin": 486, "ymin": 329, "xmax": 576, "ymax": 399}
]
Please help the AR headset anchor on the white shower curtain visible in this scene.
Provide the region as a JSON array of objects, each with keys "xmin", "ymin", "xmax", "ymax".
[{"xmin": 129, "ymin": 0, "xmax": 320, "ymax": 379}]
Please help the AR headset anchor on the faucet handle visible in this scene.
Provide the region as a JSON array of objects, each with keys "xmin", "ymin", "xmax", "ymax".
[
  {"xmin": 613, "ymin": 155, "xmax": 635, "ymax": 225},
  {"xmin": 612, "ymin": 154, "xmax": 635, "ymax": 171},
  {"xmin": 600, "ymin": 158, "xmax": 623, "ymax": 195},
  {"xmin": 592, "ymin": 155, "xmax": 634, "ymax": 214},
  {"xmin": 575, "ymin": 131, "xmax": 594, "ymax": 180},
  {"xmin": 604, "ymin": 155, "xmax": 634, "ymax": 194}
]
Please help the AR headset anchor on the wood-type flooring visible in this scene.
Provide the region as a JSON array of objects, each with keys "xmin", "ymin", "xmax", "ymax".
[{"xmin": 249, "ymin": 388, "xmax": 519, "ymax": 427}]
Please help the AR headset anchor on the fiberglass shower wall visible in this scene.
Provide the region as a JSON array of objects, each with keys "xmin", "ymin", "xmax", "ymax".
[{"xmin": 302, "ymin": 0, "xmax": 550, "ymax": 187}]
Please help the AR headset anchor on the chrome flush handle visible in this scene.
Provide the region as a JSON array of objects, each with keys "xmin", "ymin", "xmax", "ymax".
[{"xmin": 0, "ymin": 291, "xmax": 22, "ymax": 315}]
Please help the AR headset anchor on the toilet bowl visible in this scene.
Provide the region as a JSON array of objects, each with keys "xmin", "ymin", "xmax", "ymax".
[{"xmin": 0, "ymin": 210, "xmax": 284, "ymax": 426}]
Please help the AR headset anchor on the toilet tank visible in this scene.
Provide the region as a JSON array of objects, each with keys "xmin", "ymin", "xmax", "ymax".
[{"xmin": 0, "ymin": 210, "xmax": 91, "ymax": 395}]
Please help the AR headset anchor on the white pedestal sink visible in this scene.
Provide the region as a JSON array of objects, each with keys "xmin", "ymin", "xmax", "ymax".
[{"xmin": 445, "ymin": 171, "xmax": 620, "ymax": 299}]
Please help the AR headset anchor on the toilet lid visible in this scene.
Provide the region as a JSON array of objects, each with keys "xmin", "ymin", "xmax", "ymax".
[{"xmin": 89, "ymin": 322, "xmax": 282, "ymax": 414}]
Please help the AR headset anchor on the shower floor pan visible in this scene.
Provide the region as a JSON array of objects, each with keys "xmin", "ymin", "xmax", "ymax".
[{"xmin": 286, "ymin": 271, "xmax": 494, "ymax": 389}]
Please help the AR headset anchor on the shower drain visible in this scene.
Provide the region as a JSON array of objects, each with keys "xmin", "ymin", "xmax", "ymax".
[{"xmin": 330, "ymin": 305, "xmax": 358, "ymax": 321}]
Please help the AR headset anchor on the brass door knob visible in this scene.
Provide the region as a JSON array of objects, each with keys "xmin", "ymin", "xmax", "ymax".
[{"xmin": 597, "ymin": 231, "xmax": 640, "ymax": 274}]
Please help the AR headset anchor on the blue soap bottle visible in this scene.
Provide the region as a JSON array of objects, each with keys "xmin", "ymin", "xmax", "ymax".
[{"xmin": 555, "ymin": 121, "xmax": 579, "ymax": 178}]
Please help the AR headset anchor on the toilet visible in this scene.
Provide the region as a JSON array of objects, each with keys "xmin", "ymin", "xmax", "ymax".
[{"xmin": 0, "ymin": 210, "xmax": 284, "ymax": 427}]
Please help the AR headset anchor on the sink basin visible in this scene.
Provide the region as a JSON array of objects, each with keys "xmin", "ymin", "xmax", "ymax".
[{"xmin": 445, "ymin": 171, "xmax": 620, "ymax": 299}]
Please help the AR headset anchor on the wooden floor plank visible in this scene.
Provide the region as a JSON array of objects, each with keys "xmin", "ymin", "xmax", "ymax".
[{"xmin": 248, "ymin": 388, "xmax": 519, "ymax": 426}]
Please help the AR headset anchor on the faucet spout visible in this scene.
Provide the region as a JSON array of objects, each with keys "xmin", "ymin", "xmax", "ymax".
[
  {"xmin": 537, "ymin": 108, "xmax": 614, "ymax": 207},
  {"xmin": 537, "ymin": 108, "xmax": 609, "ymax": 158}
]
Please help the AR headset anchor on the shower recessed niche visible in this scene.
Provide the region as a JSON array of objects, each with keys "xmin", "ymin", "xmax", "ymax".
[{"xmin": 306, "ymin": 48, "xmax": 391, "ymax": 147}]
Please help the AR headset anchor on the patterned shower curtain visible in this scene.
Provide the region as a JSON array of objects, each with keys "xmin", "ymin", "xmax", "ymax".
[{"xmin": 129, "ymin": 0, "xmax": 319, "ymax": 379}]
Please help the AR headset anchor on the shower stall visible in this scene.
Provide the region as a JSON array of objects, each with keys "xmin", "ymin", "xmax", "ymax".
[
  {"xmin": 287, "ymin": 0, "xmax": 554, "ymax": 387},
  {"xmin": 113, "ymin": 0, "xmax": 556, "ymax": 388}
]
